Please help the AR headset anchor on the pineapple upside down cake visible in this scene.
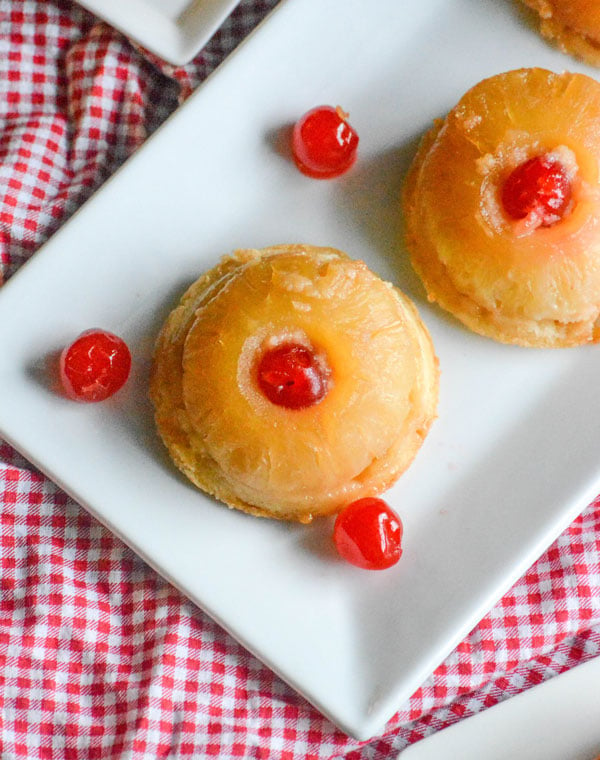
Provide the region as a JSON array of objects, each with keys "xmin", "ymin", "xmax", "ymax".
[
  {"xmin": 523, "ymin": 0, "xmax": 600, "ymax": 65},
  {"xmin": 150, "ymin": 245, "xmax": 439, "ymax": 523},
  {"xmin": 404, "ymin": 67, "xmax": 600, "ymax": 348}
]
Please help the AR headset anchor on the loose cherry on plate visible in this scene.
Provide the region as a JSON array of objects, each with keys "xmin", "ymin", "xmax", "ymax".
[
  {"xmin": 256, "ymin": 341, "xmax": 330, "ymax": 410},
  {"xmin": 501, "ymin": 154, "xmax": 572, "ymax": 227},
  {"xmin": 333, "ymin": 497, "xmax": 403, "ymax": 570},
  {"xmin": 291, "ymin": 105, "xmax": 359, "ymax": 179},
  {"xmin": 60, "ymin": 328, "xmax": 131, "ymax": 402}
]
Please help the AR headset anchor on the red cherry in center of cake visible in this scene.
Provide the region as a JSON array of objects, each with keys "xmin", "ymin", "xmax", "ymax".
[
  {"xmin": 257, "ymin": 342, "xmax": 329, "ymax": 409},
  {"xmin": 501, "ymin": 155, "xmax": 572, "ymax": 226}
]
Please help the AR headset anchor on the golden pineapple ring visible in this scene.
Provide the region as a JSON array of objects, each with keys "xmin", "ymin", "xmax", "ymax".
[
  {"xmin": 523, "ymin": 0, "xmax": 600, "ymax": 65},
  {"xmin": 150, "ymin": 244, "xmax": 439, "ymax": 522},
  {"xmin": 404, "ymin": 67, "xmax": 600, "ymax": 348}
]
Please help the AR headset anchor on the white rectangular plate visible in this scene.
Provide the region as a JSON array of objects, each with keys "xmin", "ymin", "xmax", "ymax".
[
  {"xmin": 400, "ymin": 656, "xmax": 600, "ymax": 759},
  {"xmin": 2, "ymin": 0, "xmax": 600, "ymax": 741},
  {"xmin": 74, "ymin": 0, "xmax": 241, "ymax": 65}
]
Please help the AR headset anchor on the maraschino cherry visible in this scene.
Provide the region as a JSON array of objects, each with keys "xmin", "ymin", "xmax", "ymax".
[
  {"xmin": 291, "ymin": 105, "xmax": 359, "ymax": 179},
  {"xmin": 501, "ymin": 154, "xmax": 572, "ymax": 227},
  {"xmin": 334, "ymin": 497, "xmax": 403, "ymax": 570},
  {"xmin": 256, "ymin": 342, "xmax": 329, "ymax": 409},
  {"xmin": 60, "ymin": 329, "xmax": 131, "ymax": 402}
]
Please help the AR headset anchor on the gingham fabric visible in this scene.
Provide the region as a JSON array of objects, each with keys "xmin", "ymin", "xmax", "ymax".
[{"xmin": 1, "ymin": 2, "xmax": 600, "ymax": 758}]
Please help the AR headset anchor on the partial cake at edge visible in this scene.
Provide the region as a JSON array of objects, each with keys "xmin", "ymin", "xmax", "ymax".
[{"xmin": 522, "ymin": 0, "xmax": 600, "ymax": 66}]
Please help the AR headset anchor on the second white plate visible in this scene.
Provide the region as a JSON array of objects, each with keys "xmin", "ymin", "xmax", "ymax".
[
  {"xmin": 401, "ymin": 656, "xmax": 600, "ymax": 759},
  {"xmin": 75, "ymin": 0, "xmax": 241, "ymax": 65}
]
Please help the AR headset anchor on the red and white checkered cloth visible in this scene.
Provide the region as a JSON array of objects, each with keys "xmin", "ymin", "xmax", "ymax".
[{"xmin": 1, "ymin": 2, "xmax": 600, "ymax": 758}]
